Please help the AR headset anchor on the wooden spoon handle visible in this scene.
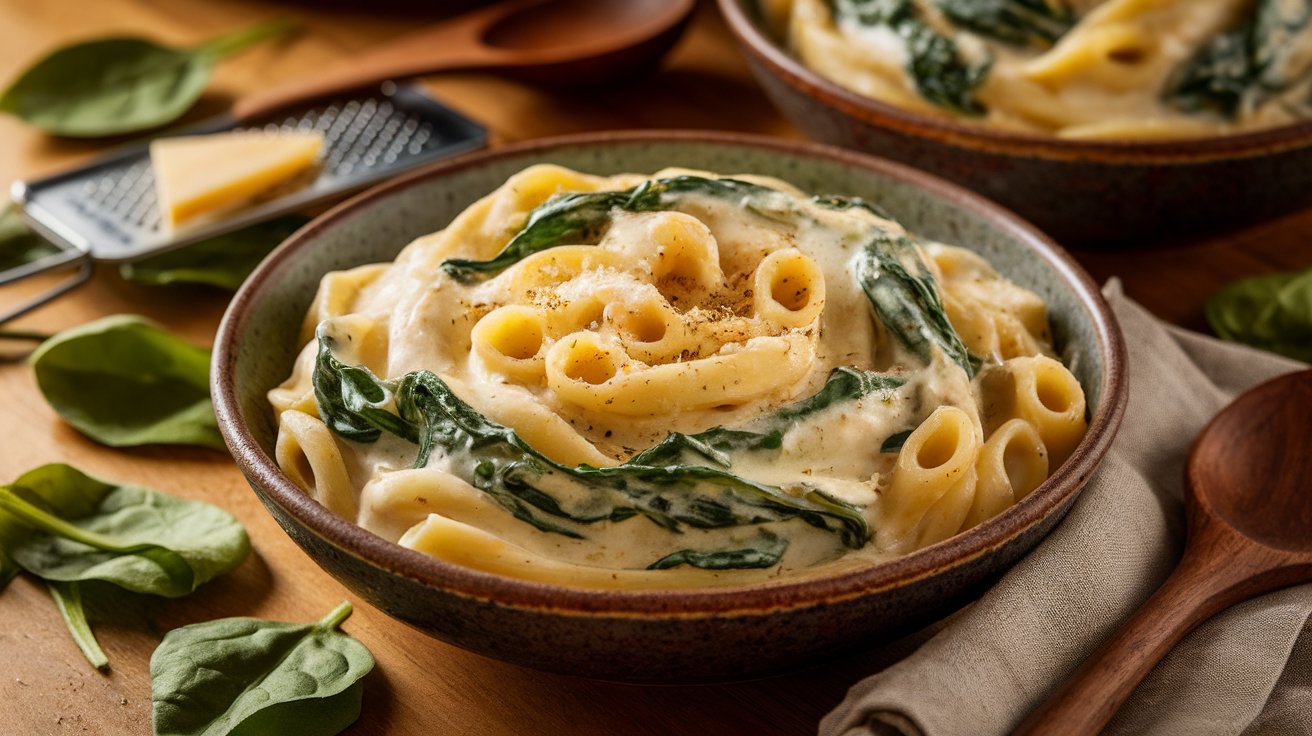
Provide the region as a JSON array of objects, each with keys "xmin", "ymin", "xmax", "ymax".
[
  {"xmin": 1014, "ymin": 524, "xmax": 1289, "ymax": 735},
  {"xmin": 231, "ymin": 1, "xmax": 533, "ymax": 121}
]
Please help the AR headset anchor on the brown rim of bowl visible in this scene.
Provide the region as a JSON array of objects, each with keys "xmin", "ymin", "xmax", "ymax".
[
  {"xmin": 716, "ymin": 0, "xmax": 1312, "ymax": 165},
  {"xmin": 214, "ymin": 130, "xmax": 1127, "ymax": 618}
]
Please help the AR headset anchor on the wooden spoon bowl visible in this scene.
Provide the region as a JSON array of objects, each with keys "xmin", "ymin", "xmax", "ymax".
[
  {"xmin": 233, "ymin": 0, "xmax": 696, "ymax": 120},
  {"xmin": 1195, "ymin": 373, "xmax": 1312, "ymax": 553},
  {"xmin": 1017, "ymin": 369, "xmax": 1312, "ymax": 734}
]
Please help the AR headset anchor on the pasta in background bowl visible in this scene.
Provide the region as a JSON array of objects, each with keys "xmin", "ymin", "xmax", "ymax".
[
  {"xmin": 214, "ymin": 132, "xmax": 1125, "ymax": 681},
  {"xmin": 717, "ymin": 0, "xmax": 1312, "ymax": 245},
  {"xmin": 779, "ymin": 0, "xmax": 1312, "ymax": 139}
]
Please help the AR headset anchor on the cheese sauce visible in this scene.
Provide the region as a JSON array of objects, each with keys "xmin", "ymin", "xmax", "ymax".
[{"xmin": 271, "ymin": 166, "xmax": 1083, "ymax": 588}]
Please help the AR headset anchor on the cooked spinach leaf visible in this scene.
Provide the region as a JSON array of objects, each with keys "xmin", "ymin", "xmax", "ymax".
[
  {"xmin": 813, "ymin": 194, "xmax": 894, "ymax": 220},
  {"xmin": 854, "ymin": 232, "xmax": 974, "ymax": 376},
  {"xmin": 936, "ymin": 0, "xmax": 1075, "ymax": 47},
  {"xmin": 880, "ymin": 428, "xmax": 915, "ymax": 453},
  {"xmin": 30, "ymin": 315, "xmax": 225, "ymax": 449},
  {"xmin": 441, "ymin": 176, "xmax": 781, "ymax": 282},
  {"xmin": 1205, "ymin": 266, "xmax": 1312, "ymax": 362},
  {"xmin": 0, "ymin": 21, "xmax": 293, "ymax": 137},
  {"xmin": 444, "ymin": 174, "xmax": 914, "ymax": 286},
  {"xmin": 0, "ymin": 204, "xmax": 60, "ymax": 273},
  {"xmin": 831, "ymin": 0, "xmax": 992, "ymax": 114},
  {"xmin": 313, "ymin": 332, "xmax": 869, "ymax": 548},
  {"xmin": 1169, "ymin": 0, "xmax": 1312, "ymax": 118},
  {"xmin": 648, "ymin": 531, "xmax": 789, "ymax": 570},
  {"xmin": 630, "ymin": 367, "xmax": 906, "ymax": 468},
  {"xmin": 151, "ymin": 601, "xmax": 374, "ymax": 736},
  {"xmin": 0, "ymin": 464, "xmax": 250, "ymax": 668},
  {"xmin": 120, "ymin": 215, "xmax": 309, "ymax": 290}
]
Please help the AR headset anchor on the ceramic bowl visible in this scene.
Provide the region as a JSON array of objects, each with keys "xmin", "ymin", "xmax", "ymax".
[
  {"xmin": 716, "ymin": 0, "xmax": 1312, "ymax": 246},
  {"xmin": 213, "ymin": 131, "xmax": 1126, "ymax": 682}
]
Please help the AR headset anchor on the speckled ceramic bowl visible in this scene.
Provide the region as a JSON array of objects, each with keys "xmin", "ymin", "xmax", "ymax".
[
  {"xmin": 717, "ymin": 0, "xmax": 1312, "ymax": 246},
  {"xmin": 213, "ymin": 132, "xmax": 1126, "ymax": 682}
]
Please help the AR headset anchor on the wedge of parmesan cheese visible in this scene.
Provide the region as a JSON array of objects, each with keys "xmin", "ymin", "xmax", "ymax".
[{"xmin": 150, "ymin": 130, "xmax": 325, "ymax": 229}]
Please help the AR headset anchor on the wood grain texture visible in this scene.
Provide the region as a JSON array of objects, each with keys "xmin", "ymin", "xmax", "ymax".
[
  {"xmin": 1015, "ymin": 370, "xmax": 1312, "ymax": 735},
  {"xmin": 0, "ymin": 1, "xmax": 1309, "ymax": 734}
]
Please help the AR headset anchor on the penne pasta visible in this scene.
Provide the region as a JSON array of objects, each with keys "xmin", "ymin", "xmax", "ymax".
[
  {"xmin": 783, "ymin": 0, "xmax": 1312, "ymax": 138},
  {"xmin": 270, "ymin": 166, "xmax": 1088, "ymax": 588}
]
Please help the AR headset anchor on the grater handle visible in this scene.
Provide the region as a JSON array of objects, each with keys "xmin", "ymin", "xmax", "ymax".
[{"xmin": 231, "ymin": 0, "xmax": 546, "ymax": 122}]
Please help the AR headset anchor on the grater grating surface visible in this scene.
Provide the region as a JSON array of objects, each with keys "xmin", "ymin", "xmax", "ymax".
[{"xmin": 12, "ymin": 82, "xmax": 487, "ymax": 263}]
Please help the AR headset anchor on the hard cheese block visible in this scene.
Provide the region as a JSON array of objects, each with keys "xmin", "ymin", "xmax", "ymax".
[{"xmin": 150, "ymin": 130, "xmax": 325, "ymax": 228}]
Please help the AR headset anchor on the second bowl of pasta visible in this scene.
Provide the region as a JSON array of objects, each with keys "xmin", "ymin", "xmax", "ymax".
[
  {"xmin": 718, "ymin": 0, "xmax": 1312, "ymax": 245},
  {"xmin": 213, "ymin": 131, "xmax": 1125, "ymax": 681}
]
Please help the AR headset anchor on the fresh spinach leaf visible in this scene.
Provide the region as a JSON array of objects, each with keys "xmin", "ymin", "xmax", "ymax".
[
  {"xmin": 0, "ymin": 203, "xmax": 60, "ymax": 273},
  {"xmin": 0, "ymin": 329, "xmax": 53, "ymax": 343},
  {"xmin": 151, "ymin": 601, "xmax": 375, "ymax": 736},
  {"xmin": 0, "ymin": 464, "xmax": 249, "ymax": 669},
  {"xmin": 1205, "ymin": 266, "xmax": 1312, "ymax": 362},
  {"xmin": 0, "ymin": 464, "xmax": 250, "ymax": 597},
  {"xmin": 30, "ymin": 314, "xmax": 225, "ymax": 449},
  {"xmin": 1169, "ymin": 0, "xmax": 1312, "ymax": 118},
  {"xmin": 48, "ymin": 580, "xmax": 110, "ymax": 671},
  {"xmin": 831, "ymin": 0, "xmax": 992, "ymax": 115},
  {"xmin": 120, "ymin": 215, "xmax": 309, "ymax": 290},
  {"xmin": 854, "ymin": 232, "xmax": 975, "ymax": 376},
  {"xmin": 936, "ymin": 0, "xmax": 1075, "ymax": 47},
  {"xmin": 313, "ymin": 332, "xmax": 871, "ymax": 548},
  {"xmin": 0, "ymin": 21, "xmax": 293, "ymax": 137}
]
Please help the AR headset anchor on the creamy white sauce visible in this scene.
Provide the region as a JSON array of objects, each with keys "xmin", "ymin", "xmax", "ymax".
[{"xmin": 275, "ymin": 166, "xmax": 1077, "ymax": 588}]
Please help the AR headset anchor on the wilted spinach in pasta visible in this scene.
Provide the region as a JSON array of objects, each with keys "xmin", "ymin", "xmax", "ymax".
[
  {"xmin": 776, "ymin": 0, "xmax": 1312, "ymax": 138},
  {"xmin": 269, "ymin": 165, "xmax": 1087, "ymax": 589}
]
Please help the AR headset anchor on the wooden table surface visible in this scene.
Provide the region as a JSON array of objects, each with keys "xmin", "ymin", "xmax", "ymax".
[{"xmin": 1, "ymin": 2, "xmax": 1308, "ymax": 734}]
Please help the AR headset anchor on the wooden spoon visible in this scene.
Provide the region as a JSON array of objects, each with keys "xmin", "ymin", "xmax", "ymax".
[
  {"xmin": 232, "ymin": 0, "xmax": 696, "ymax": 120},
  {"xmin": 1015, "ymin": 369, "xmax": 1312, "ymax": 735}
]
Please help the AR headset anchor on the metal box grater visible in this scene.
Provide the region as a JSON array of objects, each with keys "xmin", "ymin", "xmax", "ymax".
[{"xmin": 11, "ymin": 81, "xmax": 487, "ymax": 264}]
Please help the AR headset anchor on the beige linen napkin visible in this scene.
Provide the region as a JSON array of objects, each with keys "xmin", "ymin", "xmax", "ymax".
[{"xmin": 821, "ymin": 280, "xmax": 1312, "ymax": 736}]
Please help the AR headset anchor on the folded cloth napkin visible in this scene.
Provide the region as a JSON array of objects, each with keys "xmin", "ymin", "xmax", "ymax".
[{"xmin": 821, "ymin": 280, "xmax": 1312, "ymax": 736}]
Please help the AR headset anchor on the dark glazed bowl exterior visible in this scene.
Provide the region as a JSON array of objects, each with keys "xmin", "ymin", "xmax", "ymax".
[
  {"xmin": 716, "ymin": 0, "xmax": 1312, "ymax": 246},
  {"xmin": 213, "ymin": 132, "xmax": 1127, "ymax": 682}
]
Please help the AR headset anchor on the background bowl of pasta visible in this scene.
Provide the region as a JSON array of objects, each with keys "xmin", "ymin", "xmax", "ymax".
[
  {"xmin": 717, "ymin": 0, "xmax": 1312, "ymax": 245},
  {"xmin": 213, "ymin": 131, "xmax": 1126, "ymax": 682}
]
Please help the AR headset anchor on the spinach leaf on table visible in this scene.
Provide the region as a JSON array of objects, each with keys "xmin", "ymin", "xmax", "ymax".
[
  {"xmin": 151, "ymin": 601, "xmax": 374, "ymax": 736},
  {"xmin": 48, "ymin": 580, "xmax": 110, "ymax": 671},
  {"xmin": 0, "ymin": 464, "xmax": 250, "ymax": 669},
  {"xmin": 120, "ymin": 215, "xmax": 310, "ymax": 290},
  {"xmin": 0, "ymin": 464, "xmax": 250, "ymax": 597},
  {"xmin": 0, "ymin": 20, "xmax": 294, "ymax": 137},
  {"xmin": 1205, "ymin": 266, "xmax": 1312, "ymax": 362},
  {"xmin": 30, "ymin": 314, "xmax": 225, "ymax": 449},
  {"xmin": 0, "ymin": 203, "xmax": 60, "ymax": 273}
]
